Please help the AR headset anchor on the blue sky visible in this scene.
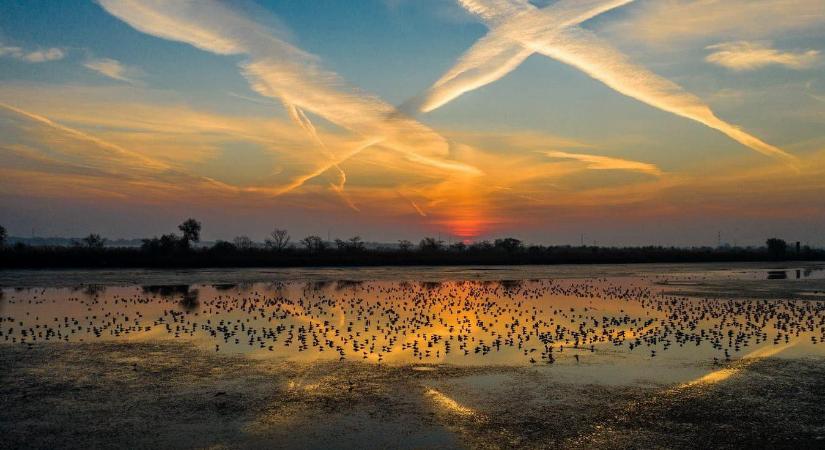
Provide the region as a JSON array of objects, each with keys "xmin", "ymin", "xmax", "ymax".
[{"xmin": 1, "ymin": 0, "xmax": 824, "ymax": 245}]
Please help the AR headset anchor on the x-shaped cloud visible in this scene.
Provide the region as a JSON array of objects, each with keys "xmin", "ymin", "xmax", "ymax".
[
  {"xmin": 99, "ymin": 0, "xmax": 481, "ymax": 201},
  {"xmin": 407, "ymin": 0, "xmax": 797, "ymax": 166}
]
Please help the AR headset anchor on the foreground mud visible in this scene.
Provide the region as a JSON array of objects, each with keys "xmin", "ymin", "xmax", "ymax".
[{"xmin": 2, "ymin": 342, "xmax": 824, "ymax": 449}]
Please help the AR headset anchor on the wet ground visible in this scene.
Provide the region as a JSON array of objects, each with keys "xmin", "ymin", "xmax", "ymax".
[
  {"xmin": 2, "ymin": 342, "xmax": 824, "ymax": 449},
  {"xmin": 2, "ymin": 263, "xmax": 825, "ymax": 449}
]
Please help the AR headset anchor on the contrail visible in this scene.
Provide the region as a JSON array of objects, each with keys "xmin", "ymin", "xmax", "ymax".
[
  {"xmin": 284, "ymin": 99, "xmax": 354, "ymax": 207},
  {"xmin": 397, "ymin": 191, "xmax": 428, "ymax": 217},
  {"xmin": 404, "ymin": 0, "xmax": 634, "ymax": 113},
  {"xmin": 543, "ymin": 150, "xmax": 662, "ymax": 176},
  {"xmin": 248, "ymin": 138, "xmax": 382, "ymax": 197},
  {"xmin": 411, "ymin": 0, "xmax": 797, "ymax": 166},
  {"xmin": 330, "ymin": 179, "xmax": 360, "ymax": 212},
  {"xmin": 98, "ymin": 0, "xmax": 481, "ymax": 179},
  {"xmin": 523, "ymin": 27, "xmax": 798, "ymax": 165},
  {"xmin": 0, "ymin": 102, "xmax": 169, "ymax": 171},
  {"xmin": 0, "ymin": 102, "xmax": 239, "ymax": 193},
  {"xmin": 410, "ymin": 200, "xmax": 427, "ymax": 217}
]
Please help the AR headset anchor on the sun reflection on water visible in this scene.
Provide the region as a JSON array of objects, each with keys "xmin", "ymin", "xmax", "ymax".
[{"xmin": 2, "ymin": 277, "xmax": 824, "ymax": 384}]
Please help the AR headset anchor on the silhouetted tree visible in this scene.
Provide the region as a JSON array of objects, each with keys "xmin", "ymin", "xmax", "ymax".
[
  {"xmin": 398, "ymin": 240, "xmax": 413, "ymax": 251},
  {"xmin": 449, "ymin": 241, "xmax": 467, "ymax": 252},
  {"xmin": 470, "ymin": 240, "xmax": 493, "ymax": 251},
  {"xmin": 766, "ymin": 238, "xmax": 787, "ymax": 259},
  {"xmin": 140, "ymin": 238, "xmax": 156, "ymax": 252},
  {"xmin": 178, "ymin": 218, "xmax": 201, "ymax": 247},
  {"xmin": 210, "ymin": 240, "xmax": 236, "ymax": 253},
  {"xmin": 233, "ymin": 235, "xmax": 254, "ymax": 250},
  {"xmin": 347, "ymin": 236, "xmax": 365, "ymax": 251},
  {"xmin": 494, "ymin": 237, "xmax": 523, "ymax": 252},
  {"xmin": 301, "ymin": 235, "xmax": 326, "ymax": 252},
  {"xmin": 0, "ymin": 225, "xmax": 6, "ymax": 247},
  {"xmin": 335, "ymin": 236, "xmax": 365, "ymax": 252},
  {"xmin": 419, "ymin": 237, "xmax": 444, "ymax": 252},
  {"xmin": 80, "ymin": 233, "xmax": 107, "ymax": 249},
  {"xmin": 265, "ymin": 228, "xmax": 291, "ymax": 251},
  {"xmin": 141, "ymin": 234, "xmax": 183, "ymax": 254},
  {"xmin": 527, "ymin": 245, "xmax": 544, "ymax": 255}
]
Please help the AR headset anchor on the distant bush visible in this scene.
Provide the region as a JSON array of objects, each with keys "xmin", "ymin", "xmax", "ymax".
[
  {"xmin": 419, "ymin": 237, "xmax": 444, "ymax": 252},
  {"xmin": 233, "ymin": 236, "xmax": 254, "ymax": 250},
  {"xmin": 77, "ymin": 234, "xmax": 106, "ymax": 249},
  {"xmin": 1, "ymin": 218, "xmax": 820, "ymax": 268},
  {"xmin": 301, "ymin": 235, "xmax": 326, "ymax": 253},
  {"xmin": 766, "ymin": 238, "xmax": 787, "ymax": 260}
]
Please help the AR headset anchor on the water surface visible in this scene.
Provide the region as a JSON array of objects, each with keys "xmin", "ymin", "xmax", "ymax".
[{"xmin": 3, "ymin": 263, "xmax": 824, "ymax": 386}]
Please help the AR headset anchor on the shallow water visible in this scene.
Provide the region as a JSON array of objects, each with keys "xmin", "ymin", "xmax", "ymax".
[
  {"xmin": 2, "ymin": 261, "xmax": 824, "ymax": 287},
  {"xmin": 3, "ymin": 263, "xmax": 825, "ymax": 386}
]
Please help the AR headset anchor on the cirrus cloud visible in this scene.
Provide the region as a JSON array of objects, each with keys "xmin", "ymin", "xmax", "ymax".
[
  {"xmin": 407, "ymin": 0, "xmax": 798, "ymax": 166},
  {"xmin": 0, "ymin": 43, "xmax": 64, "ymax": 63},
  {"xmin": 604, "ymin": 0, "xmax": 825, "ymax": 45},
  {"xmin": 83, "ymin": 57, "xmax": 141, "ymax": 83},
  {"xmin": 705, "ymin": 41, "xmax": 820, "ymax": 71},
  {"xmin": 97, "ymin": 0, "xmax": 481, "ymax": 180},
  {"xmin": 543, "ymin": 150, "xmax": 662, "ymax": 176}
]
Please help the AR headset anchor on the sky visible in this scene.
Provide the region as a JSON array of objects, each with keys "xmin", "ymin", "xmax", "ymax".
[{"xmin": 1, "ymin": 0, "xmax": 824, "ymax": 246}]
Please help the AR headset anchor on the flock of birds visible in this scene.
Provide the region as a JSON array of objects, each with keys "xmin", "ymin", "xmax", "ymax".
[{"xmin": 2, "ymin": 277, "xmax": 825, "ymax": 365}]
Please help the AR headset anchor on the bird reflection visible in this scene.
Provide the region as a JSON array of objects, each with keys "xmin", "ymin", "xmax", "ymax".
[{"xmin": 1, "ymin": 278, "xmax": 824, "ymax": 366}]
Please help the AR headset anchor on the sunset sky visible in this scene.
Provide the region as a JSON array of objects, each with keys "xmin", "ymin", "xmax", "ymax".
[{"xmin": 1, "ymin": 0, "xmax": 824, "ymax": 245}]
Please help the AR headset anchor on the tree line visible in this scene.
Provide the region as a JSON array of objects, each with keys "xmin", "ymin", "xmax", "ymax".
[{"xmin": 0, "ymin": 220, "xmax": 822, "ymax": 268}]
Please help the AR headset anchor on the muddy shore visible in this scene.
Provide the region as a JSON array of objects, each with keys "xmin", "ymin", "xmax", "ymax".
[{"xmin": 2, "ymin": 341, "xmax": 824, "ymax": 449}]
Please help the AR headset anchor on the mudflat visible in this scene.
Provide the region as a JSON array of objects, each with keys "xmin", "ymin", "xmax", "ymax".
[{"xmin": 2, "ymin": 341, "xmax": 824, "ymax": 449}]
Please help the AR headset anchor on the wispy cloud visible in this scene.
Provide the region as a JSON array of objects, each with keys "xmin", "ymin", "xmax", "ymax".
[
  {"xmin": 0, "ymin": 101, "xmax": 168, "ymax": 172},
  {"xmin": 706, "ymin": 41, "xmax": 820, "ymax": 71},
  {"xmin": 97, "ymin": 0, "xmax": 480, "ymax": 182},
  {"xmin": 0, "ymin": 102, "xmax": 239, "ymax": 200},
  {"xmin": 409, "ymin": 0, "xmax": 798, "ymax": 166},
  {"xmin": 396, "ymin": 190, "xmax": 428, "ymax": 217},
  {"xmin": 404, "ymin": 0, "xmax": 633, "ymax": 113},
  {"xmin": 605, "ymin": 0, "xmax": 825, "ymax": 45},
  {"xmin": 0, "ymin": 43, "xmax": 64, "ymax": 63},
  {"xmin": 83, "ymin": 57, "xmax": 141, "ymax": 83},
  {"xmin": 0, "ymin": 83, "xmax": 381, "ymax": 193},
  {"xmin": 543, "ymin": 150, "xmax": 662, "ymax": 176},
  {"xmin": 1, "ymin": 1, "xmax": 822, "ymax": 240},
  {"xmin": 528, "ymin": 28, "xmax": 798, "ymax": 166}
]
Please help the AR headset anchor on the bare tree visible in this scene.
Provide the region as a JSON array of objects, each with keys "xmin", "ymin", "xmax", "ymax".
[
  {"xmin": 0, "ymin": 225, "xmax": 6, "ymax": 247},
  {"xmin": 397, "ymin": 239, "xmax": 413, "ymax": 251},
  {"xmin": 233, "ymin": 235, "xmax": 254, "ymax": 250},
  {"xmin": 419, "ymin": 237, "xmax": 444, "ymax": 251},
  {"xmin": 80, "ymin": 233, "xmax": 107, "ymax": 249},
  {"xmin": 494, "ymin": 237, "xmax": 523, "ymax": 252},
  {"xmin": 265, "ymin": 228, "xmax": 291, "ymax": 251},
  {"xmin": 335, "ymin": 236, "xmax": 365, "ymax": 252},
  {"xmin": 301, "ymin": 235, "xmax": 326, "ymax": 252}
]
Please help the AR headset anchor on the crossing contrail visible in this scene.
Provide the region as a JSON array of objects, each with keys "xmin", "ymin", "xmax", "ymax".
[
  {"xmin": 410, "ymin": 0, "xmax": 797, "ymax": 166},
  {"xmin": 404, "ymin": 0, "xmax": 634, "ymax": 114},
  {"xmin": 98, "ymin": 0, "xmax": 482, "ymax": 197}
]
